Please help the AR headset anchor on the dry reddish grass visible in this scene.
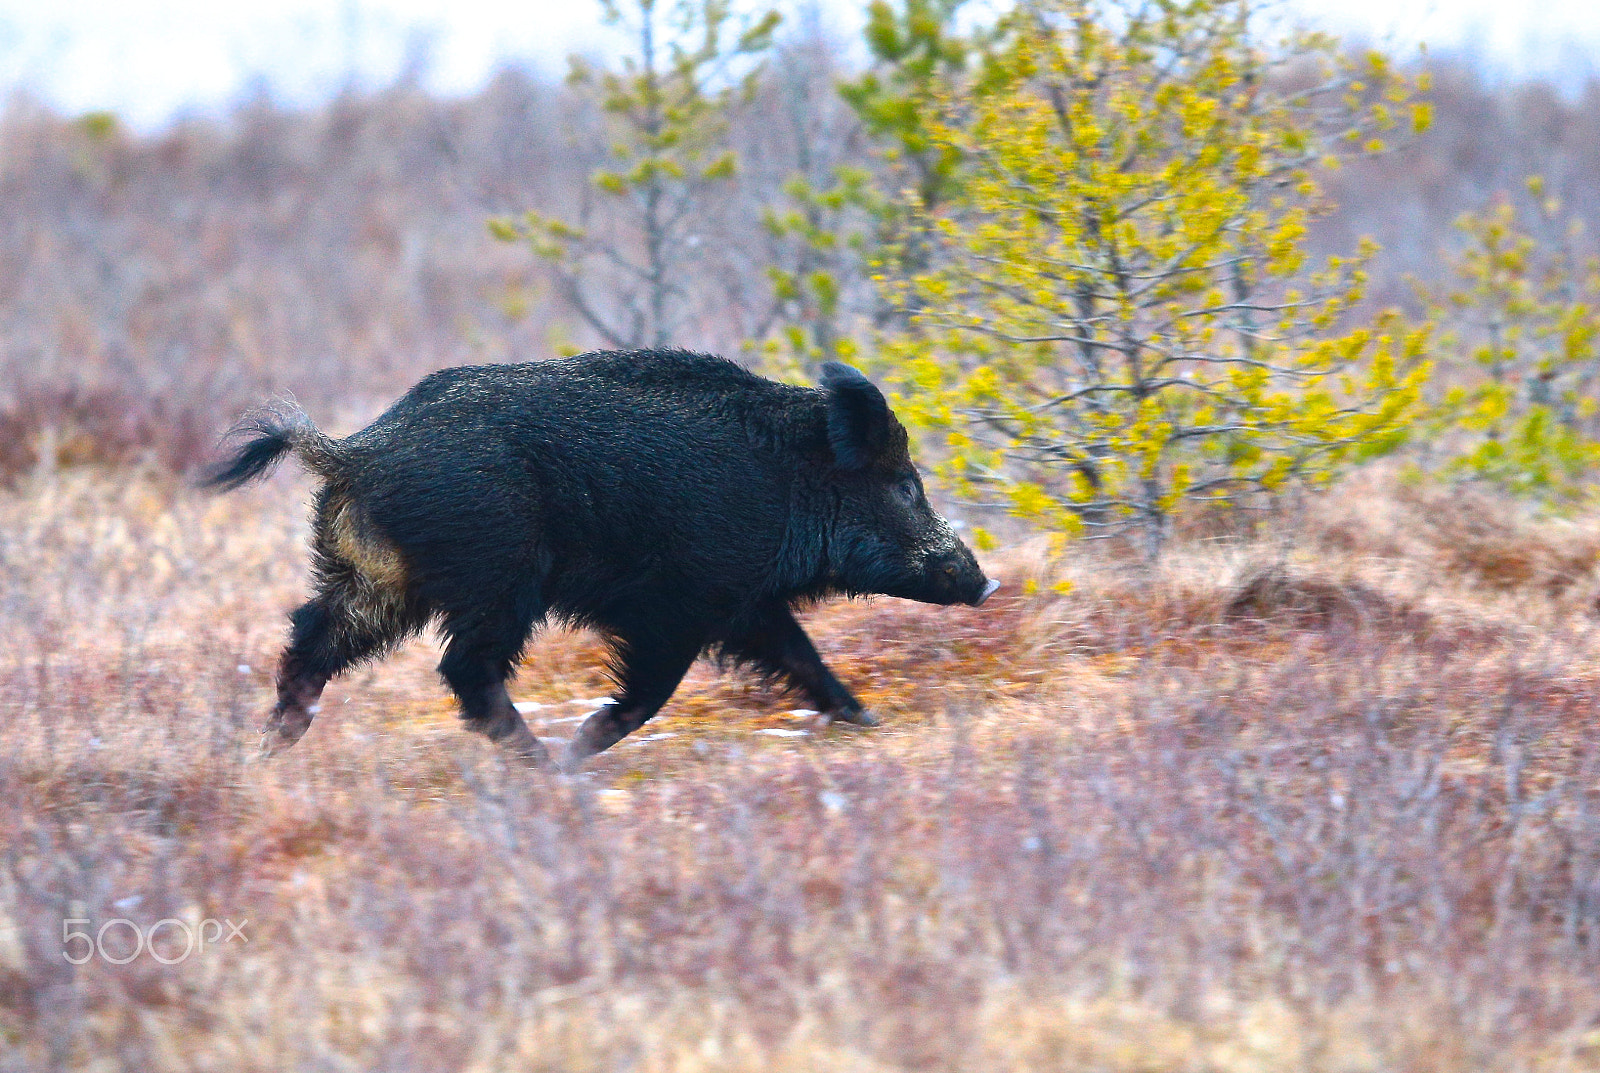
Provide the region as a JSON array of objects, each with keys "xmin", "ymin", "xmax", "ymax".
[{"xmin": 4, "ymin": 467, "xmax": 1600, "ymax": 1072}]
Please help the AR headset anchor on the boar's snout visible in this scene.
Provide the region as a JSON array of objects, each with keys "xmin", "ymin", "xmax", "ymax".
[{"xmin": 923, "ymin": 541, "xmax": 997, "ymax": 607}]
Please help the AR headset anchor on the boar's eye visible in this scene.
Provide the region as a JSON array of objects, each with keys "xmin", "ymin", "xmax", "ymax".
[{"xmin": 894, "ymin": 475, "xmax": 920, "ymax": 506}]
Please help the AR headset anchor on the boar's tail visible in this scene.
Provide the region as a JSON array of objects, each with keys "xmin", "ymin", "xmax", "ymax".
[{"xmin": 202, "ymin": 401, "xmax": 347, "ymax": 492}]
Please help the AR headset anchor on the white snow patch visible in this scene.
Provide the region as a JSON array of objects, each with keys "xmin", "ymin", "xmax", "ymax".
[{"xmin": 626, "ymin": 732, "xmax": 679, "ymax": 744}]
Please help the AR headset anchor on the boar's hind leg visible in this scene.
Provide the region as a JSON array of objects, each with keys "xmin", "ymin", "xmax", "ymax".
[
  {"xmin": 567, "ymin": 632, "xmax": 703, "ymax": 766},
  {"xmin": 266, "ymin": 595, "xmax": 407, "ymax": 754},
  {"xmin": 437, "ymin": 604, "xmax": 550, "ymax": 767},
  {"xmin": 722, "ymin": 606, "xmax": 878, "ymax": 727}
]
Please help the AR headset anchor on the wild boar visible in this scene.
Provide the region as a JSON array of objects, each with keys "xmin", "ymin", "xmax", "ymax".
[{"xmin": 206, "ymin": 349, "xmax": 996, "ymax": 768}]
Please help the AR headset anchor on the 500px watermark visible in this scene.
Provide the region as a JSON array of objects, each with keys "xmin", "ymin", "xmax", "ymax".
[{"xmin": 62, "ymin": 917, "xmax": 247, "ymax": 965}]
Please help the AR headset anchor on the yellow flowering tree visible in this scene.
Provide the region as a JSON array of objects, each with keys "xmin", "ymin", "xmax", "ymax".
[
  {"xmin": 1430, "ymin": 181, "xmax": 1600, "ymax": 505},
  {"xmin": 880, "ymin": 0, "xmax": 1431, "ymax": 559}
]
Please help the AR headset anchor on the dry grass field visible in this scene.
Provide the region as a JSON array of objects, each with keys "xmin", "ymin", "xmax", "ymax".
[{"xmin": 5, "ymin": 464, "xmax": 1600, "ymax": 1071}]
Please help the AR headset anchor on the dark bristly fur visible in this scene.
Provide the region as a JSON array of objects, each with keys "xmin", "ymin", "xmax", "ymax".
[{"xmin": 207, "ymin": 349, "xmax": 994, "ymax": 768}]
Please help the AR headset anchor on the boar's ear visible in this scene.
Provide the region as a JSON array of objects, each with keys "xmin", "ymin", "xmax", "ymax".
[{"xmin": 820, "ymin": 362, "xmax": 892, "ymax": 470}]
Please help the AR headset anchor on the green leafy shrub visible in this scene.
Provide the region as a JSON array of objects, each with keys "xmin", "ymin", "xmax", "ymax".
[{"xmin": 1428, "ymin": 181, "xmax": 1600, "ymax": 506}]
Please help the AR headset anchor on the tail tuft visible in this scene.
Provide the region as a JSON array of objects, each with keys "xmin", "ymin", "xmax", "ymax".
[{"xmin": 202, "ymin": 402, "xmax": 341, "ymax": 491}]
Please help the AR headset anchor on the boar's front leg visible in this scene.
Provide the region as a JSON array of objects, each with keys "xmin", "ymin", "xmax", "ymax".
[
  {"xmin": 566, "ymin": 630, "xmax": 702, "ymax": 768},
  {"xmin": 723, "ymin": 605, "xmax": 879, "ymax": 727}
]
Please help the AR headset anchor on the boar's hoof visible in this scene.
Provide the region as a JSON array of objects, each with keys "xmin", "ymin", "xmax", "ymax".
[
  {"xmin": 260, "ymin": 706, "xmax": 316, "ymax": 757},
  {"xmin": 472, "ymin": 717, "xmax": 552, "ymax": 768},
  {"xmin": 831, "ymin": 708, "xmax": 881, "ymax": 728},
  {"xmin": 500, "ymin": 730, "xmax": 553, "ymax": 769}
]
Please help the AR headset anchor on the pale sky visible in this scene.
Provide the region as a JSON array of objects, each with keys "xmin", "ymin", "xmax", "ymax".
[{"xmin": 1, "ymin": 0, "xmax": 1597, "ymax": 131}]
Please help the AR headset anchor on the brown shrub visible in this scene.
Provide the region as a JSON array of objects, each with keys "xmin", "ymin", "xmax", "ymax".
[
  {"xmin": 0, "ymin": 383, "xmax": 215, "ymax": 482},
  {"xmin": 1413, "ymin": 490, "xmax": 1600, "ymax": 598},
  {"xmin": 1223, "ymin": 564, "xmax": 1420, "ymax": 633}
]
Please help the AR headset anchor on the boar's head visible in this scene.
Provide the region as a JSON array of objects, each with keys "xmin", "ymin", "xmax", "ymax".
[{"xmin": 817, "ymin": 362, "xmax": 998, "ymax": 608}]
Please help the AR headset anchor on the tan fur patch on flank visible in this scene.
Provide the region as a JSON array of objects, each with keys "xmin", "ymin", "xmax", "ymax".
[{"xmin": 326, "ymin": 497, "xmax": 409, "ymax": 591}]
